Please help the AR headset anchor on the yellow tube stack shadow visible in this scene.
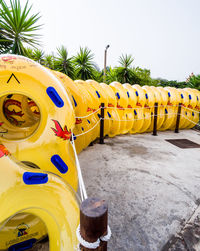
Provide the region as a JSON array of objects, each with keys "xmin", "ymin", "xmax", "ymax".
[{"xmin": 0, "ymin": 54, "xmax": 199, "ymax": 250}]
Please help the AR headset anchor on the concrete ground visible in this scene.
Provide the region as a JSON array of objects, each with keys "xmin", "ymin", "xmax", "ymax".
[
  {"xmin": 33, "ymin": 129, "xmax": 200, "ymax": 250},
  {"xmin": 79, "ymin": 129, "xmax": 200, "ymax": 251}
]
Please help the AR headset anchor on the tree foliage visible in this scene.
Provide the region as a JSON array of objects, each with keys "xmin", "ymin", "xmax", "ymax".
[
  {"xmin": 54, "ymin": 46, "xmax": 75, "ymax": 79},
  {"xmin": 0, "ymin": 0, "xmax": 199, "ymax": 88},
  {"xmin": 0, "ymin": 0, "xmax": 42, "ymax": 55},
  {"xmin": 73, "ymin": 47, "xmax": 96, "ymax": 80},
  {"xmin": 114, "ymin": 54, "xmax": 139, "ymax": 84},
  {"xmin": 187, "ymin": 75, "xmax": 200, "ymax": 90}
]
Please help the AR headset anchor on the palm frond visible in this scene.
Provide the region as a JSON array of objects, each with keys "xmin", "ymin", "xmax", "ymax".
[
  {"xmin": 73, "ymin": 47, "xmax": 96, "ymax": 80},
  {"xmin": 0, "ymin": 0, "xmax": 42, "ymax": 55},
  {"xmin": 54, "ymin": 45, "xmax": 75, "ymax": 79}
]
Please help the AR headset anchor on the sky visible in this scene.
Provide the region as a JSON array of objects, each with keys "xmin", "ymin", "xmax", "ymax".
[{"xmin": 17, "ymin": 0, "xmax": 200, "ymax": 81}]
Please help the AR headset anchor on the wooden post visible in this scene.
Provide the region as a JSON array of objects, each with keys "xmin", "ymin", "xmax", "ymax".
[
  {"xmin": 175, "ymin": 103, "xmax": 182, "ymax": 133},
  {"xmin": 100, "ymin": 103, "xmax": 105, "ymax": 144},
  {"xmin": 152, "ymin": 102, "xmax": 158, "ymax": 136},
  {"xmin": 80, "ymin": 197, "xmax": 108, "ymax": 251}
]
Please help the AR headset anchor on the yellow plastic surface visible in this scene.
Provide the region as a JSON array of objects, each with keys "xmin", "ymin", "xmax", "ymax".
[
  {"xmin": 0, "ymin": 54, "xmax": 200, "ymax": 251},
  {"xmin": 0, "ymin": 147, "xmax": 79, "ymax": 250},
  {"xmin": 0, "ymin": 55, "xmax": 78, "ymax": 191}
]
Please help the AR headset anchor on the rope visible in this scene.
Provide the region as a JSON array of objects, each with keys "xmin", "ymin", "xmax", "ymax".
[
  {"xmin": 182, "ymin": 115, "xmax": 200, "ymax": 126},
  {"xmin": 104, "ymin": 117, "xmax": 146, "ymax": 122},
  {"xmin": 75, "ymin": 108, "xmax": 101, "ymax": 119},
  {"xmin": 105, "ymin": 104, "xmax": 178, "ymax": 110},
  {"xmin": 72, "ymin": 132, "xmax": 112, "ymax": 249},
  {"xmin": 71, "ymin": 135, "xmax": 87, "ymax": 202},
  {"xmin": 74, "ymin": 119, "xmax": 101, "ymax": 137},
  {"xmin": 76, "ymin": 225, "xmax": 112, "ymax": 249},
  {"xmin": 105, "ymin": 106, "xmax": 144, "ymax": 110},
  {"xmin": 103, "ymin": 113, "xmax": 178, "ymax": 122},
  {"xmin": 182, "ymin": 105, "xmax": 200, "ymax": 114}
]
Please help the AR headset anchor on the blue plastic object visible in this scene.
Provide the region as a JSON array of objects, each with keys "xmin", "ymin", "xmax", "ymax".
[
  {"xmin": 8, "ymin": 238, "xmax": 36, "ymax": 251},
  {"xmin": 168, "ymin": 92, "xmax": 171, "ymax": 97},
  {"xmin": 72, "ymin": 95, "xmax": 77, "ymax": 107},
  {"xmin": 135, "ymin": 91, "xmax": 139, "ymax": 96},
  {"xmin": 134, "ymin": 110, "xmax": 137, "ymax": 116},
  {"xmin": 96, "ymin": 91, "xmax": 101, "ymax": 98},
  {"xmin": 72, "ymin": 133, "xmax": 77, "ymax": 140},
  {"xmin": 87, "ymin": 119, "xmax": 91, "ymax": 124},
  {"xmin": 192, "ymin": 112, "xmax": 194, "ymax": 116},
  {"xmin": 181, "ymin": 94, "xmax": 184, "ymax": 99},
  {"xmin": 116, "ymin": 92, "xmax": 120, "ymax": 99},
  {"xmin": 97, "ymin": 113, "xmax": 101, "ymax": 119},
  {"xmin": 51, "ymin": 155, "xmax": 68, "ymax": 174},
  {"xmin": 23, "ymin": 172, "xmax": 48, "ymax": 185},
  {"xmin": 145, "ymin": 93, "xmax": 148, "ymax": 99},
  {"xmin": 107, "ymin": 112, "xmax": 111, "ymax": 118},
  {"xmin": 165, "ymin": 108, "xmax": 168, "ymax": 114},
  {"xmin": 189, "ymin": 94, "xmax": 192, "ymax": 100},
  {"xmin": 46, "ymin": 87, "xmax": 64, "ymax": 108},
  {"xmin": 127, "ymin": 91, "xmax": 130, "ymax": 98}
]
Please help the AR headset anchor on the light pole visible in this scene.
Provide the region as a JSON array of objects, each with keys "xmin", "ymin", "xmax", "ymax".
[{"xmin": 104, "ymin": 45, "xmax": 110, "ymax": 83}]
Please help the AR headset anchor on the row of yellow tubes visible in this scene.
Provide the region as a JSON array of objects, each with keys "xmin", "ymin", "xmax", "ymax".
[{"xmin": 0, "ymin": 55, "xmax": 199, "ymax": 251}]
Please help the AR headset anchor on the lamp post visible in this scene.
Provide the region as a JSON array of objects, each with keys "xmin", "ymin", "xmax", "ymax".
[{"xmin": 103, "ymin": 45, "xmax": 110, "ymax": 83}]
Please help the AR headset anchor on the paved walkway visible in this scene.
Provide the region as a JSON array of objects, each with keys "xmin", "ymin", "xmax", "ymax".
[{"xmin": 79, "ymin": 129, "xmax": 200, "ymax": 251}]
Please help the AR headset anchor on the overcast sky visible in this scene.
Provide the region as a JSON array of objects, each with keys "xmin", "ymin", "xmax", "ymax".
[{"xmin": 18, "ymin": 0, "xmax": 200, "ymax": 81}]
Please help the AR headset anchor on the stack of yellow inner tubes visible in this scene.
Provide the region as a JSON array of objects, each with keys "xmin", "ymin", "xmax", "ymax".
[
  {"xmin": 0, "ymin": 55, "xmax": 79, "ymax": 250},
  {"xmin": 0, "ymin": 54, "xmax": 200, "ymax": 251}
]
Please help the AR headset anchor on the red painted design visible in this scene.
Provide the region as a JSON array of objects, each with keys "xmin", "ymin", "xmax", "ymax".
[
  {"xmin": 76, "ymin": 118, "xmax": 82, "ymax": 124},
  {"xmin": 0, "ymin": 144, "xmax": 9, "ymax": 158},
  {"xmin": 136, "ymin": 102, "xmax": 142, "ymax": 107},
  {"xmin": 28, "ymin": 100, "xmax": 40, "ymax": 115},
  {"xmin": 3, "ymin": 99, "xmax": 25, "ymax": 126},
  {"xmin": 51, "ymin": 120, "xmax": 72, "ymax": 140},
  {"xmin": 117, "ymin": 105, "xmax": 124, "ymax": 110},
  {"xmin": 1, "ymin": 56, "xmax": 17, "ymax": 63}
]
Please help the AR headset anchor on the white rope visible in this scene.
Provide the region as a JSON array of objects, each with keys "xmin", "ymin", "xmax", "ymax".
[
  {"xmin": 105, "ymin": 106, "xmax": 143, "ymax": 110},
  {"xmin": 71, "ymin": 135, "xmax": 87, "ymax": 202},
  {"xmin": 182, "ymin": 105, "xmax": 200, "ymax": 114},
  {"xmin": 101, "ymin": 226, "xmax": 112, "ymax": 242},
  {"xmin": 104, "ymin": 117, "xmax": 146, "ymax": 122},
  {"xmin": 71, "ymin": 134, "xmax": 112, "ymax": 249},
  {"xmin": 105, "ymin": 104, "xmax": 178, "ymax": 110},
  {"xmin": 105, "ymin": 106, "xmax": 148, "ymax": 110},
  {"xmin": 76, "ymin": 225, "xmax": 112, "ymax": 249},
  {"xmin": 103, "ymin": 113, "xmax": 178, "ymax": 122},
  {"xmin": 182, "ymin": 115, "xmax": 200, "ymax": 126},
  {"xmin": 75, "ymin": 108, "xmax": 101, "ymax": 119},
  {"xmin": 75, "ymin": 119, "xmax": 101, "ymax": 137}
]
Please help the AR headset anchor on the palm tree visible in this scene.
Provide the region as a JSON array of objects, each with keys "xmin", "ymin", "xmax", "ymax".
[
  {"xmin": 0, "ymin": 0, "xmax": 42, "ymax": 55},
  {"xmin": 54, "ymin": 46, "xmax": 75, "ymax": 79},
  {"xmin": 134, "ymin": 67, "xmax": 152, "ymax": 86},
  {"xmin": 32, "ymin": 49, "xmax": 45, "ymax": 64},
  {"xmin": 0, "ymin": 31, "xmax": 12, "ymax": 53},
  {"xmin": 106, "ymin": 67, "xmax": 118, "ymax": 83},
  {"xmin": 187, "ymin": 75, "xmax": 200, "ymax": 90},
  {"xmin": 44, "ymin": 54, "xmax": 54, "ymax": 69},
  {"xmin": 73, "ymin": 47, "xmax": 96, "ymax": 80},
  {"xmin": 24, "ymin": 47, "xmax": 34, "ymax": 59},
  {"xmin": 115, "ymin": 54, "xmax": 139, "ymax": 84}
]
